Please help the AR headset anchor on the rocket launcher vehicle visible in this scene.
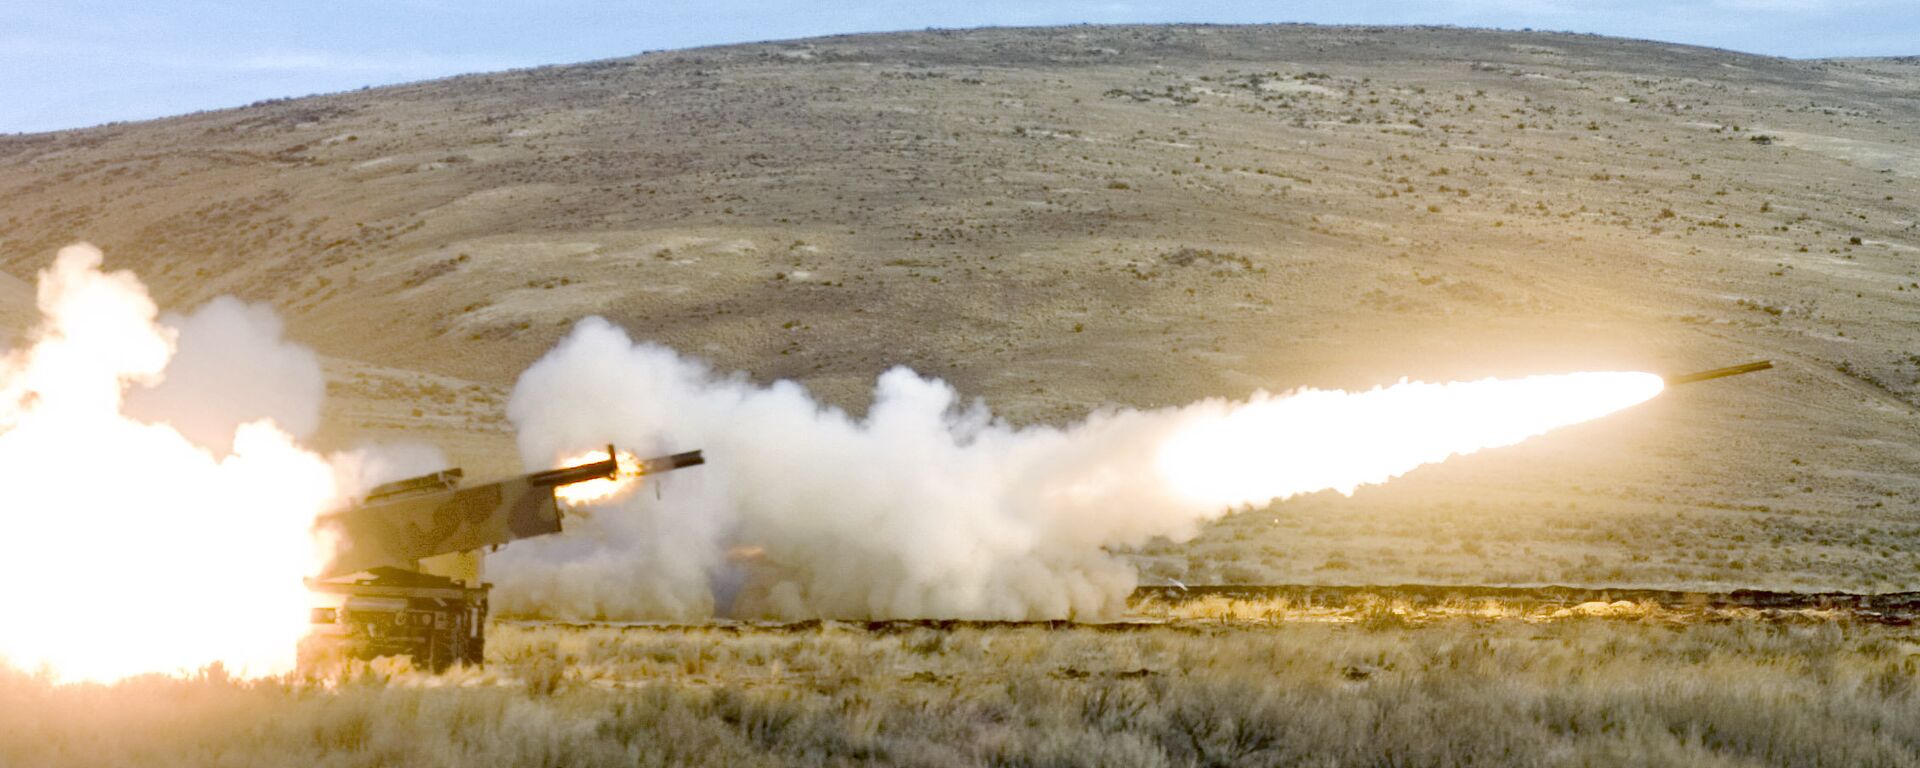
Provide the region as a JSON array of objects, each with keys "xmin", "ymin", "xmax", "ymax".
[
  {"xmin": 304, "ymin": 447, "xmax": 702, "ymax": 671},
  {"xmin": 317, "ymin": 448, "xmax": 703, "ymax": 578}
]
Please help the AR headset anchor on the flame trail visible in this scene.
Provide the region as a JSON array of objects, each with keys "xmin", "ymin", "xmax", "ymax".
[
  {"xmin": 1157, "ymin": 372, "xmax": 1665, "ymax": 509},
  {"xmin": 0, "ymin": 246, "xmax": 339, "ymax": 683},
  {"xmin": 496, "ymin": 319, "xmax": 1669, "ymax": 622}
]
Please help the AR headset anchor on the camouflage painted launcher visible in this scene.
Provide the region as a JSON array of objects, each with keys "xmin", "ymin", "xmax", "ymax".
[{"xmin": 317, "ymin": 448, "xmax": 704, "ymax": 578}]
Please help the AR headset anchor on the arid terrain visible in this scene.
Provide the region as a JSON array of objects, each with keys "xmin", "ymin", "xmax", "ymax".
[
  {"xmin": 5, "ymin": 25, "xmax": 1916, "ymax": 593},
  {"xmin": 11, "ymin": 600, "xmax": 1920, "ymax": 766},
  {"xmin": 4, "ymin": 22, "xmax": 1920, "ymax": 766}
]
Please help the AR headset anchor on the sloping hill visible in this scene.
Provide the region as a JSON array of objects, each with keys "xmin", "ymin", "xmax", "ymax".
[{"xmin": 1, "ymin": 25, "xmax": 1915, "ymax": 589}]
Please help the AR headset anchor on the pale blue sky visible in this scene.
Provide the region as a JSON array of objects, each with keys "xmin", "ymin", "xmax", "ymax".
[{"xmin": 2, "ymin": 1, "xmax": 1912, "ymax": 134}]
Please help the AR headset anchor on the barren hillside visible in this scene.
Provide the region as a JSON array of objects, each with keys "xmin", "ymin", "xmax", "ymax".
[{"xmin": 1, "ymin": 25, "xmax": 1915, "ymax": 590}]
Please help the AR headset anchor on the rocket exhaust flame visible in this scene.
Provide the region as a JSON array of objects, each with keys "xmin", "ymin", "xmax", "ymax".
[
  {"xmin": 0, "ymin": 246, "xmax": 341, "ymax": 684},
  {"xmin": 1155, "ymin": 371, "xmax": 1667, "ymax": 509},
  {"xmin": 552, "ymin": 447, "xmax": 706, "ymax": 506}
]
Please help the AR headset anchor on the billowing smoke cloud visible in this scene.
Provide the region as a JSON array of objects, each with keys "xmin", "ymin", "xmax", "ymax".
[
  {"xmin": 328, "ymin": 440, "xmax": 451, "ymax": 499},
  {"xmin": 124, "ymin": 297, "xmax": 324, "ymax": 454},
  {"xmin": 494, "ymin": 318, "xmax": 1662, "ymax": 622},
  {"xmin": 102, "ymin": 272, "xmax": 439, "ymax": 493}
]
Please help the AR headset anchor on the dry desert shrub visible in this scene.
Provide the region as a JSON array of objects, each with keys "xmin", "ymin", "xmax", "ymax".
[{"xmin": 7, "ymin": 618, "xmax": 1920, "ymax": 767}]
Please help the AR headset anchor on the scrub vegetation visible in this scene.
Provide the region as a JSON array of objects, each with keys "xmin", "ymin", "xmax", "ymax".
[{"xmin": 9, "ymin": 605, "xmax": 1920, "ymax": 767}]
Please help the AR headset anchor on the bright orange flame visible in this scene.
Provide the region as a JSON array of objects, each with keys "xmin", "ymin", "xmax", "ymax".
[
  {"xmin": 552, "ymin": 448, "xmax": 646, "ymax": 506},
  {"xmin": 0, "ymin": 246, "xmax": 339, "ymax": 684},
  {"xmin": 1157, "ymin": 371, "xmax": 1666, "ymax": 508}
]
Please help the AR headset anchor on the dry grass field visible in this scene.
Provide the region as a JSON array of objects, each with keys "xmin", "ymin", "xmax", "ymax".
[{"xmin": 9, "ymin": 602, "xmax": 1920, "ymax": 766}]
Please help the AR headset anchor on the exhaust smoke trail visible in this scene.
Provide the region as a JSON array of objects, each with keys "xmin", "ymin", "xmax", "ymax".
[{"xmin": 495, "ymin": 318, "xmax": 1666, "ymax": 622}]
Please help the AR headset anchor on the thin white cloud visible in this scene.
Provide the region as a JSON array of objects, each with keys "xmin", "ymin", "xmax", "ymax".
[
  {"xmin": 1440, "ymin": 0, "xmax": 1864, "ymax": 14},
  {"xmin": 1708, "ymin": 0, "xmax": 1863, "ymax": 10},
  {"xmin": 0, "ymin": 38, "xmax": 531, "ymax": 78},
  {"xmin": 1440, "ymin": 0, "xmax": 1583, "ymax": 15},
  {"xmin": 234, "ymin": 51, "xmax": 532, "ymax": 76}
]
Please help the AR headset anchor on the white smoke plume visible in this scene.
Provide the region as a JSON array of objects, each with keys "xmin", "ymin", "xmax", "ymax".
[
  {"xmin": 494, "ymin": 318, "xmax": 1663, "ymax": 622},
  {"xmin": 119, "ymin": 287, "xmax": 443, "ymax": 498},
  {"xmin": 327, "ymin": 440, "xmax": 451, "ymax": 500},
  {"xmin": 124, "ymin": 297, "xmax": 324, "ymax": 454}
]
